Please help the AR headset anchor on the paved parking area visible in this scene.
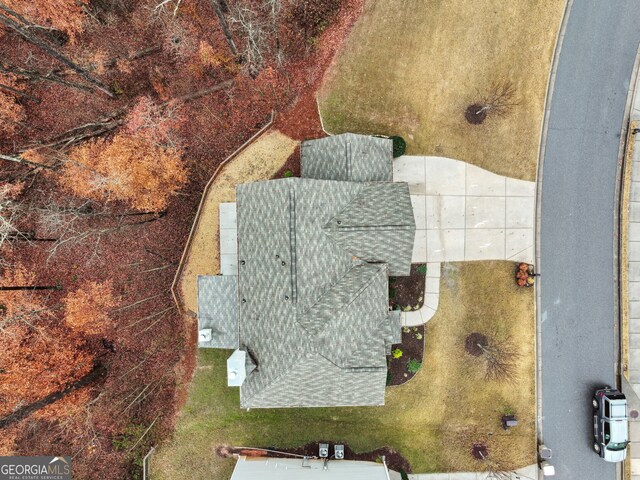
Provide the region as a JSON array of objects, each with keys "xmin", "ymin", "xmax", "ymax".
[
  {"xmin": 219, "ymin": 203, "xmax": 237, "ymax": 276},
  {"xmin": 394, "ymin": 156, "xmax": 535, "ymax": 326},
  {"xmin": 393, "ymin": 156, "xmax": 535, "ymax": 265}
]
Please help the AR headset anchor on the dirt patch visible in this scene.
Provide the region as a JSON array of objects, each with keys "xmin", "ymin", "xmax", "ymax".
[
  {"xmin": 471, "ymin": 442, "xmax": 489, "ymax": 460},
  {"xmin": 464, "ymin": 104, "xmax": 487, "ymax": 125},
  {"xmin": 389, "ymin": 263, "xmax": 426, "ymax": 310},
  {"xmin": 387, "ymin": 325, "xmax": 424, "ymax": 386},
  {"xmin": 464, "ymin": 332, "xmax": 489, "ymax": 357},
  {"xmin": 220, "ymin": 442, "xmax": 412, "ymax": 473}
]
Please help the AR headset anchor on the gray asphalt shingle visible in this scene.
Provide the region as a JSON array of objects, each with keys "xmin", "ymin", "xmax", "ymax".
[
  {"xmin": 301, "ymin": 133, "xmax": 393, "ymax": 182},
  {"xmin": 236, "ymin": 177, "xmax": 413, "ymax": 408}
]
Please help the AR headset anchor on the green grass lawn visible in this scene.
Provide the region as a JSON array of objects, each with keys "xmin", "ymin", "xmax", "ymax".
[
  {"xmin": 319, "ymin": 0, "xmax": 565, "ymax": 181},
  {"xmin": 152, "ymin": 261, "xmax": 535, "ymax": 478}
]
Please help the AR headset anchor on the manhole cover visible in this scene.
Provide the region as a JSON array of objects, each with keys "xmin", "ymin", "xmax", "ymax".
[{"xmin": 630, "ymin": 409, "xmax": 639, "ymax": 419}]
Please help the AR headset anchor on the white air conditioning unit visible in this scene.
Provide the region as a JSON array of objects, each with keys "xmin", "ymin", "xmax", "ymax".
[{"xmin": 319, "ymin": 444, "xmax": 329, "ymax": 458}]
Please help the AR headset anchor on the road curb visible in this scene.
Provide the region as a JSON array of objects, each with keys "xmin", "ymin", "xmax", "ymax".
[{"xmin": 617, "ymin": 40, "xmax": 640, "ymax": 480}]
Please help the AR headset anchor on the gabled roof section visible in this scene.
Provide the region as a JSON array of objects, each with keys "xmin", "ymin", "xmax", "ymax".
[
  {"xmin": 299, "ymin": 263, "xmax": 389, "ymax": 369},
  {"xmin": 301, "ymin": 133, "xmax": 393, "ymax": 182},
  {"xmin": 197, "ymin": 275, "xmax": 238, "ymax": 349},
  {"xmin": 323, "ymin": 183, "xmax": 415, "ymax": 276}
]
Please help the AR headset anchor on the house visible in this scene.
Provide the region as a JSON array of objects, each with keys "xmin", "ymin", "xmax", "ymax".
[
  {"xmin": 230, "ymin": 456, "xmax": 391, "ymax": 480},
  {"xmin": 197, "ymin": 133, "xmax": 415, "ymax": 408}
]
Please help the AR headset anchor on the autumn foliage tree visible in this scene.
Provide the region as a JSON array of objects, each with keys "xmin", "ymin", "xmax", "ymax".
[
  {"xmin": 64, "ymin": 281, "xmax": 116, "ymax": 335},
  {"xmin": 0, "ymin": 324, "xmax": 93, "ymax": 414},
  {"xmin": 59, "ymin": 133, "xmax": 187, "ymax": 211},
  {"xmin": 0, "ymin": 265, "xmax": 93, "ymax": 417}
]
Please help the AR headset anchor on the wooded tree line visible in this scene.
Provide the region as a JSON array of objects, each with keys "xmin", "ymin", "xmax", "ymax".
[{"xmin": 0, "ymin": 0, "xmax": 346, "ymax": 477}]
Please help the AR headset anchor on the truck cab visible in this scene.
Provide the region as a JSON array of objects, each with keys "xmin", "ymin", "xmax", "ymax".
[{"xmin": 592, "ymin": 387, "xmax": 629, "ymax": 462}]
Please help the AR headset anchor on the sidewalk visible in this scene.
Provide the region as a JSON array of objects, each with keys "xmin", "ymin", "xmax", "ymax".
[
  {"xmin": 623, "ymin": 64, "xmax": 640, "ymax": 480},
  {"xmin": 387, "ymin": 464, "xmax": 538, "ymax": 480}
]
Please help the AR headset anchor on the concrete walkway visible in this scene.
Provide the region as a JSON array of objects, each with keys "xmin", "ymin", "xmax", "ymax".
[
  {"xmin": 393, "ymin": 156, "xmax": 536, "ymax": 326},
  {"xmin": 625, "ymin": 77, "xmax": 640, "ymax": 480},
  {"xmin": 388, "ymin": 464, "xmax": 538, "ymax": 480}
]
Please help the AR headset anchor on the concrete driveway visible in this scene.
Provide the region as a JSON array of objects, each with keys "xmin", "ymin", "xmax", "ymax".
[{"xmin": 393, "ymin": 155, "xmax": 535, "ymax": 325}]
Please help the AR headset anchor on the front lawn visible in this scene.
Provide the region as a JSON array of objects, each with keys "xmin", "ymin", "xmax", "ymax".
[
  {"xmin": 153, "ymin": 261, "xmax": 535, "ymax": 478},
  {"xmin": 319, "ymin": 0, "xmax": 565, "ymax": 181}
]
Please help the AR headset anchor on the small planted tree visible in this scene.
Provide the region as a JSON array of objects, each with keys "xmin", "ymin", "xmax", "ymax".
[
  {"xmin": 465, "ymin": 80, "xmax": 519, "ymax": 125},
  {"xmin": 464, "ymin": 331, "xmax": 520, "ymax": 381}
]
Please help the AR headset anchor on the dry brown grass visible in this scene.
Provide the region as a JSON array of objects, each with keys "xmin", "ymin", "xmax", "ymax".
[
  {"xmin": 319, "ymin": 0, "xmax": 565, "ymax": 180},
  {"xmin": 153, "ymin": 261, "xmax": 535, "ymax": 478},
  {"xmin": 177, "ymin": 130, "xmax": 298, "ymax": 312},
  {"xmin": 621, "ymin": 120, "xmax": 635, "ymax": 379}
]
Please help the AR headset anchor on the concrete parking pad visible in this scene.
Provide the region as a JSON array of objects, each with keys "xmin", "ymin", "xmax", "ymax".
[{"xmin": 395, "ymin": 156, "xmax": 535, "ymax": 326}]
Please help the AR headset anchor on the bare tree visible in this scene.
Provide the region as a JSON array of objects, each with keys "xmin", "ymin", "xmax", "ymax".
[
  {"xmin": 477, "ymin": 335, "xmax": 519, "ymax": 381},
  {"xmin": 0, "ymin": 58, "xmax": 95, "ymax": 94},
  {"xmin": 209, "ymin": 0, "xmax": 239, "ymax": 56},
  {"xmin": 228, "ymin": 3, "xmax": 268, "ymax": 76},
  {"xmin": 0, "ymin": 2, "xmax": 114, "ymax": 97},
  {"xmin": 465, "ymin": 80, "xmax": 519, "ymax": 125}
]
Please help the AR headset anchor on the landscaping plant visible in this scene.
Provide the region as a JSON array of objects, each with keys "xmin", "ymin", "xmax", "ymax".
[{"xmin": 407, "ymin": 359, "xmax": 422, "ymax": 374}]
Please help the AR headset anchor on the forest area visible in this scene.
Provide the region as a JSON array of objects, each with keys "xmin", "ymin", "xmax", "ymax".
[{"xmin": 0, "ymin": 0, "xmax": 360, "ymax": 477}]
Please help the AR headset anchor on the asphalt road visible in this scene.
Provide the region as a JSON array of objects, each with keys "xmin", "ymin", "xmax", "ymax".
[{"xmin": 540, "ymin": 2, "xmax": 640, "ymax": 478}]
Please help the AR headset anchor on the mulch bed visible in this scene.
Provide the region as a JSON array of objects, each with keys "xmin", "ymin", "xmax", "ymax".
[
  {"xmin": 387, "ymin": 325, "xmax": 424, "ymax": 386},
  {"xmin": 464, "ymin": 332, "xmax": 489, "ymax": 357},
  {"xmin": 389, "ymin": 263, "xmax": 426, "ymax": 310},
  {"xmin": 272, "ymin": 144, "xmax": 302, "ymax": 179},
  {"xmin": 219, "ymin": 441, "xmax": 412, "ymax": 473},
  {"xmin": 465, "ymin": 104, "xmax": 487, "ymax": 124}
]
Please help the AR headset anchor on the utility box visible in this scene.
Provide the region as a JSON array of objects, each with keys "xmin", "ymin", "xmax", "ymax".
[
  {"xmin": 502, "ymin": 415, "xmax": 517, "ymax": 429},
  {"xmin": 334, "ymin": 445, "xmax": 344, "ymax": 460},
  {"xmin": 539, "ymin": 444, "xmax": 552, "ymax": 460},
  {"xmin": 540, "ymin": 461, "xmax": 555, "ymax": 476},
  {"xmin": 319, "ymin": 444, "xmax": 329, "ymax": 458}
]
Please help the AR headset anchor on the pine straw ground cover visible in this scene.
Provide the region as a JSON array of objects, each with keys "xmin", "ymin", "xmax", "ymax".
[
  {"xmin": 152, "ymin": 261, "xmax": 535, "ymax": 478},
  {"xmin": 319, "ymin": 0, "xmax": 565, "ymax": 181},
  {"xmin": 177, "ymin": 129, "xmax": 298, "ymax": 312}
]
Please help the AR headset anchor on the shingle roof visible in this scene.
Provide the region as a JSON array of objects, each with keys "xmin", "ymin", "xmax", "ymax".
[
  {"xmin": 301, "ymin": 133, "xmax": 393, "ymax": 182},
  {"xmin": 235, "ymin": 177, "xmax": 413, "ymax": 408},
  {"xmin": 323, "ymin": 182, "xmax": 414, "ymax": 276},
  {"xmin": 197, "ymin": 275, "xmax": 239, "ymax": 349}
]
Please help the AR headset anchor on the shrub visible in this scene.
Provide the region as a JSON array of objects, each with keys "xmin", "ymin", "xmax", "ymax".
[
  {"xmin": 283, "ymin": 169, "xmax": 293, "ymax": 178},
  {"xmin": 391, "ymin": 348, "xmax": 403, "ymax": 359},
  {"xmin": 407, "ymin": 359, "xmax": 422, "ymax": 373},
  {"xmin": 400, "ymin": 470, "xmax": 410, "ymax": 480},
  {"xmin": 415, "ymin": 264, "xmax": 427, "ymax": 275},
  {"xmin": 390, "ymin": 135, "xmax": 406, "ymax": 157}
]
